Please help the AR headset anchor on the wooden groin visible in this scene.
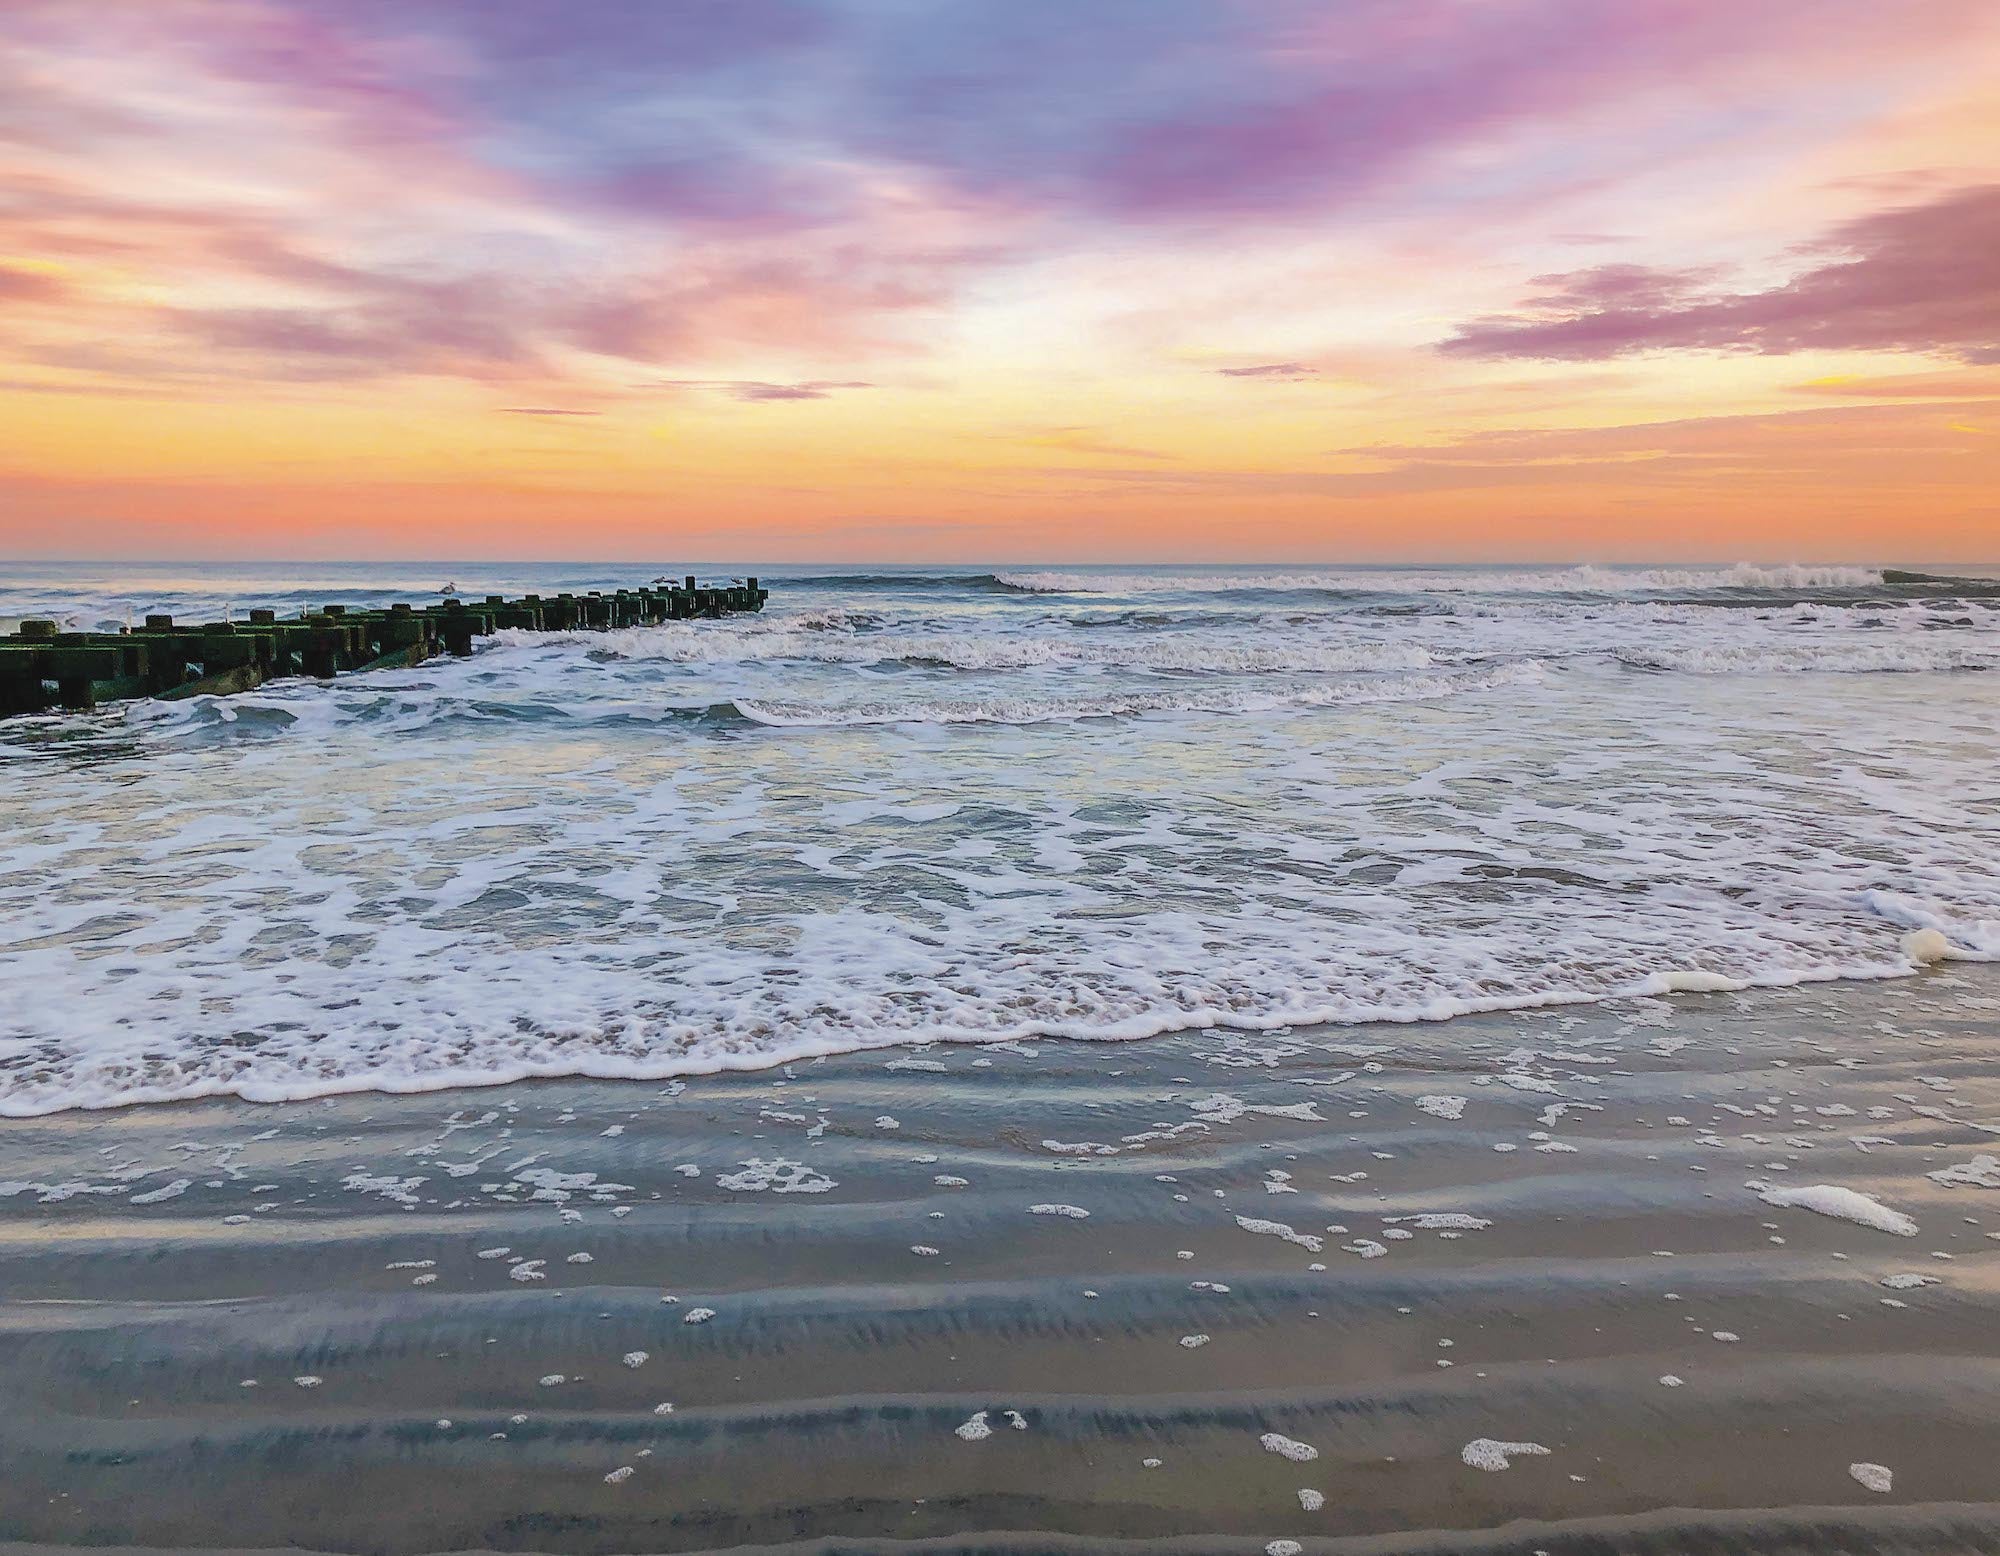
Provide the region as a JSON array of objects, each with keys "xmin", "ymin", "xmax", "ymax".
[{"xmin": 0, "ymin": 576, "xmax": 768, "ymax": 717}]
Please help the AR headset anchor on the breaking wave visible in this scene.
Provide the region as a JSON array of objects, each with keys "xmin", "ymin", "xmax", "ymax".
[
  {"xmin": 558, "ymin": 625, "xmax": 1445, "ymax": 676},
  {"xmin": 1618, "ymin": 642, "xmax": 1999, "ymax": 674},
  {"xmin": 733, "ymin": 662, "xmax": 1545, "ymax": 727}
]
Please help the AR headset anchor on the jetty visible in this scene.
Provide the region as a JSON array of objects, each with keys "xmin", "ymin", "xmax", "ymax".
[{"xmin": 0, "ymin": 576, "xmax": 767, "ymax": 718}]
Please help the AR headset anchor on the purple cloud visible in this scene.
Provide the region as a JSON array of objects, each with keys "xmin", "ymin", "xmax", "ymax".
[
  {"xmin": 1063, "ymin": 0, "xmax": 1993, "ymax": 219},
  {"xmin": 1442, "ymin": 186, "xmax": 2000, "ymax": 362},
  {"xmin": 117, "ymin": 0, "xmax": 1985, "ymax": 230},
  {"xmin": 7, "ymin": 0, "xmax": 1997, "ymax": 403},
  {"xmin": 587, "ymin": 160, "xmax": 836, "ymax": 231},
  {"xmin": 175, "ymin": 290, "xmax": 544, "ymax": 382}
]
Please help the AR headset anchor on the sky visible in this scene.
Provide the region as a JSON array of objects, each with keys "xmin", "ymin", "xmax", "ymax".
[{"xmin": 2, "ymin": 0, "xmax": 1997, "ymax": 562}]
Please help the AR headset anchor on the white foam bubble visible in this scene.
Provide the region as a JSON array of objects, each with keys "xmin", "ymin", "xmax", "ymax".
[
  {"xmin": 716, "ymin": 1158, "xmax": 836, "ymax": 1194},
  {"xmin": 1461, "ymin": 1438, "xmax": 1550, "ymax": 1472},
  {"xmin": 1234, "ymin": 1215, "xmax": 1323, "ymax": 1253},
  {"xmin": 1927, "ymin": 1155, "xmax": 2000, "ymax": 1189},
  {"xmin": 1753, "ymin": 1183, "xmax": 1918, "ymax": 1236}
]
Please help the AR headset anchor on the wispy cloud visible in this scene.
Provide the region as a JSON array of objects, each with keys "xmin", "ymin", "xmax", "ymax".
[
  {"xmin": 1217, "ymin": 362, "xmax": 1318, "ymax": 380},
  {"xmin": 1331, "ymin": 400, "xmax": 2000, "ymax": 480},
  {"xmin": 654, "ymin": 379, "xmax": 875, "ymax": 402},
  {"xmin": 1787, "ymin": 369, "xmax": 2000, "ymax": 398}
]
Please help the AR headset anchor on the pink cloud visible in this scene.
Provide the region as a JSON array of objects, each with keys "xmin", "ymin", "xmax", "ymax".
[
  {"xmin": 1442, "ymin": 185, "xmax": 2000, "ymax": 362},
  {"xmin": 0, "ymin": 263, "xmax": 68, "ymax": 302}
]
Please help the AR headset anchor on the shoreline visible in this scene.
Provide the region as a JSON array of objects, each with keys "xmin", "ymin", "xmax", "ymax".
[
  {"xmin": 1, "ymin": 971, "xmax": 1997, "ymax": 1551},
  {"xmin": 0, "ymin": 951, "xmax": 1958, "ymax": 1119}
]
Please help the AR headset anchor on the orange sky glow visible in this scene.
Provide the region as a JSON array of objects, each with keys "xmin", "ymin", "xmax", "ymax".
[{"xmin": 2, "ymin": 1, "xmax": 1997, "ymax": 561}]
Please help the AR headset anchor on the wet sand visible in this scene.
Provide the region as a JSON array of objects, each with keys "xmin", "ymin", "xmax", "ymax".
[{"xmin": 1, "ymin": 972, "xmax": 1998, "ymax": 1554}]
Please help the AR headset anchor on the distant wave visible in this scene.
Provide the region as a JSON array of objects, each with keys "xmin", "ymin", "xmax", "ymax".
[
  {"xmin": 783, "ymin": 571, "xmax": 1027, "ymax": 592},
  {"xmin": 995, "ymin": 564, "xmax": 1895, "ymax": 596}
]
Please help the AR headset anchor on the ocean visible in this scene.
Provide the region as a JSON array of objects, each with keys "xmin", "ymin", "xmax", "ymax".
[
  {"xmin": 2, "ymin": 559, "xmax": 1997, "ymax": 1115},
  {"xmin": 5, "ymin": 559, "xmax": 2000, "ymax": 1552}
]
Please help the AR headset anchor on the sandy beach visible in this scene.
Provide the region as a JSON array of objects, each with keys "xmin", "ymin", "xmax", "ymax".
[{"xmin": 3, "ymin": 970, "xmax": 1996, "ymax": 1553}]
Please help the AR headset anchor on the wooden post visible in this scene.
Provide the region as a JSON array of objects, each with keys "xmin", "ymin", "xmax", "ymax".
[
  {"xmin": 301, "ymin": 616, "xmax": 342, "ymax": 679},
  {"xmin": 0, "ymin": 645, "xmax": 49, "ymax": 715},
  {"xmin": 440, "ymin": 601, "xmax": 475, "ymax": 657}
]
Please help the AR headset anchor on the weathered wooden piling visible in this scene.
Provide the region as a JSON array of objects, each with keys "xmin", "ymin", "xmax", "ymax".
[
  {"xmin": 0, "ymin": 574, "xmax": 771, "ymax": 718},
  {"xmin": 0, "ymin": 644, "xmax": 48, "ymax": 715}
]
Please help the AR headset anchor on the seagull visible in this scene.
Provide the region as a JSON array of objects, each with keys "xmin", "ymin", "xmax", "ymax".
[
  {"xmin": 650, "ymin": 574, "xmax": 672, "ymax": 585},
  {"xmin": 438, "ymin": 580, "xmax": 459, "ymax": 595}
]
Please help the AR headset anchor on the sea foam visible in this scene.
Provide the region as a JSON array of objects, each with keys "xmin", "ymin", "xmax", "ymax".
[{"xmin": 3, "ymin": 560, "xmax": 1997, "ymax": 1113}]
